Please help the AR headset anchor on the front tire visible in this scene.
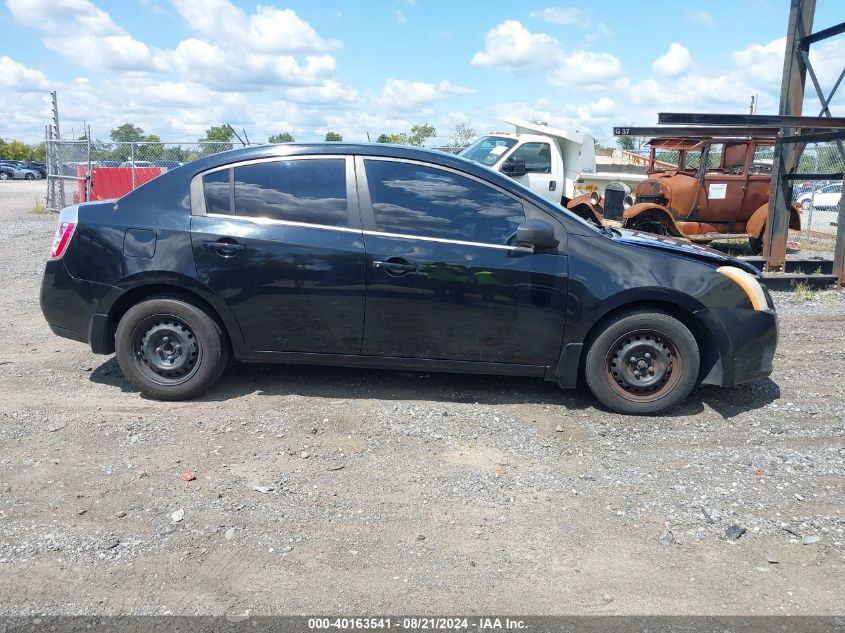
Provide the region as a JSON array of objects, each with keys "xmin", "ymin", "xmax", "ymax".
[
  {"xmin": 584, "ymin": 310, "xmax": 699, "ymax": 415},
  {"xmin": 801, "ymin": 199, "xmax": 811, "ymax": 210},
  {"xmin": 24, "ymin": 173, "xmax": 34, "ymax": 180},
  {"xmin": 115, "ymin": 297, "xmax": 229, "ymax": 400}
]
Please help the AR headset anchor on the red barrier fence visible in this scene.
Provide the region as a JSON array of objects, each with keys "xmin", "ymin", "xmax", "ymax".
[{"xmin": 76, "ymin": 166, "xmax": 162, "ymax": 202}]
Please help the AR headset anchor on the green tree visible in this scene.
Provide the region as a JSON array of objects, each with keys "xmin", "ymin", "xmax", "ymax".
[
  {"xmin": 136, "ymin": 133, "xmax": 164, "ymax": 161},
  {"xmin": 109, "ymin": 123, "xmax": 145, "ymax": 143},
  {"xmin": 31, "ymin": 141, "xmax": 47, "ymax": 161},
  {"xmin": 616, "ymin": 135, "xmax": 636, "ymax": 151},
  {"xmin": 199, "ymin": 125, "xmax": 234, "ymax": 153},
  {"xmin": 376, "ymin": 133, "xmax": 408, "ymax": 144},
  {"xmin": 324, "ymin": 131, "xmax": 343, "ymax": 142},
  {"xmin": 269, "ymin": 132, "xmax": 295, "ymax": 143},
  {"xmin": 447, "ymin": 123, "xmax": 476, "ymax": 152},
  {"xmin": 407, "ymin": 123, "xmax": 436, "ymax": 147},
  {"xmin": 1, "ymin": 140, "xmax": 32, "ymax": 160}
]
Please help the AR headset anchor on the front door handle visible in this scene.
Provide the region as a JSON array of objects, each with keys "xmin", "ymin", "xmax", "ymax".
[
  {"xmin": 373, "ymin": 258, "xmax": 418, "ymax": 276},
  {"xmin": 202, "ymin": 239, "xmax": 245, "ymax": 257}
]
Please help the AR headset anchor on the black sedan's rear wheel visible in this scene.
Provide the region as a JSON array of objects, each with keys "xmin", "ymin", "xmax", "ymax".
[
  {"xmin": 585, "ymin": 310, "xmax": 699, "ymax": 415},
  {"xmin": 115, "ymin": 297, "xmax": 228, "ymax": 400}
]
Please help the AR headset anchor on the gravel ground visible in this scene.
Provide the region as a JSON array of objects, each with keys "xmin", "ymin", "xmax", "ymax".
[{"xmin": 0, "ymin": 180, "xmax": 843, "ymax": 615}]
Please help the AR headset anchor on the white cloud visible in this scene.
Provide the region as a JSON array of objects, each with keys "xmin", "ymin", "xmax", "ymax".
[
  {"xmin": 471, "ymin": 21, "xmax": 623, "ymax": 90},
  {"xmin": 529, "ymin": 7, "xmax": 585, "ymax": 25},
  {"xmin": 549, "ymin": 50, "xmax": 625, "ymax": 89},
  {"xmin": 161, "ymin": 39, "xmax": 336, "ymax": 90},
  {"xmin": 6, "ymin": 0, "xmax": 160, "ymax": 71},
  {"xmin": 687, "ymin": 9, "xmax": 715, "ymax": 27},
  {"xmin": 0, "ymin": 56, "xmax": 51, "ymax": 92},
  {"xmin": 438, "ymin": 80, "xmax": 475, "ymax": 95},
  {"xmin": 732, "ymin": 38, "xmax": 785, "ymax": 86},
  {"xmin": 285, "ymin": 81, "xmax": 358, "ymax": 105},
  {"xmin": 471, "ymin": 21, "xmax": 563, "ymax": 70},
  {"xmin": 652, "ymin": 43, "xmax": 692, "ymax": 77},
  {"xmin": 169, "ymin": 0, "xmax": 340, "ymax": 54}
]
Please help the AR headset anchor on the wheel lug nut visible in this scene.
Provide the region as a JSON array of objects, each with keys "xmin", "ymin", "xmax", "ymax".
[
  {"xmin": 634, "ymin": 371, "xmax": 640, "ymax": 377},
  {"xmin": 645, "ymin": 353, "xmax": 651, "ymax": 359},
  {"xmin": 155, "ymin": 346, "xmax": 162, "ymax": 353},
  {"xmin": 163, "ymin": 336, "xmax": 169, "ymax": 342}
]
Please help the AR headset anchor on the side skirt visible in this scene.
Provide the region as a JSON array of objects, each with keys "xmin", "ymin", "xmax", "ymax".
[{"xmin": 238, "ymin": 351, "xmax": 547, "ymax": 378}]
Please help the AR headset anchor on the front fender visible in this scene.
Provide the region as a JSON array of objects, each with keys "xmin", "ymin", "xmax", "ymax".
[
  {"xmin": 622, "ymin": 203, "xmax": 685, "ymax": 237},
  {"xmin": 566, "ymin": 193, "xmax": 604, "ymax": 224}
]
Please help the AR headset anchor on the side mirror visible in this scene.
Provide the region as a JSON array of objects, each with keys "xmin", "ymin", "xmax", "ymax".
[
  {"xmin": 516, "ymin": 219, "xmax": 558, "ymax": 249},
  {"xmin": 501, "ymin": 159, "xmax": 527, "ymax": 177}
]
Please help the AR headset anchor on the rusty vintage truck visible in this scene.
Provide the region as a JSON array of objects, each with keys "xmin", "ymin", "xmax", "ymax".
[{"xmin": 566, "ymin": 136, "xmax": 801, "ymax": 253}]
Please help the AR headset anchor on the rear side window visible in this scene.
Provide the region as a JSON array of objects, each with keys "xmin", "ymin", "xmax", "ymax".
[
  {"xmin": 364, "ymin": 160, "xmax": 525, "ymax": 245},
  {"xmin": 232, "ymin": 159, "xmax": 347, "ymax": 226},
  {"xmin": 203, "ymin": 169, "xmax": 231, "ymax": 215}
]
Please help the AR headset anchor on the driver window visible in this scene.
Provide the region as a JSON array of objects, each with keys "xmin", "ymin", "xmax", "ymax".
[
  {"xmin": 364, "ymin": 160, "xmax": 525, "ymax": 245},
  {"xmin": 509, "ymin": 143, "xmax": 552, "ymax": 173}
]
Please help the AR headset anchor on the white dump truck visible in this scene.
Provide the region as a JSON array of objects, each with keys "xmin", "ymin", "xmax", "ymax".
[{"xmin": 459, "ymin": 117, "xmax": 645, "ymax": 205}]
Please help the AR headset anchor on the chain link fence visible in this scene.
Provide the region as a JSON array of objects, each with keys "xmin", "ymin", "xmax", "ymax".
[
  {"xmin": 789, "ymin": 142, "xmax": 843, "ymax": 244},
  {"xmin": 46, "ymin": 140, "xmax": 240, "ymax": 211}
]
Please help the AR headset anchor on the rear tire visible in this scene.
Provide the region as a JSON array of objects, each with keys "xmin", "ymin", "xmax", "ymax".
[
  {"xmin": 24, "ymin": 173, "xmax": 34, "ymax": 180},
  {"xmin": 748, "ymin": 222, "xmax": 767, "ymax": 254},
  {"xmin": 584, "ymin": 310, "xmax": 699, "ymax": 415},
  {"xmin": 115, "ymin": 297, "xmax": 229, "ymax": 400}
]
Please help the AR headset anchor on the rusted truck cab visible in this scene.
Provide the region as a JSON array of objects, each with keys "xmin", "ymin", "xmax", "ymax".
[{"xmin": 567, "ymin": 137, "xmax": 801, "ymax": 253}]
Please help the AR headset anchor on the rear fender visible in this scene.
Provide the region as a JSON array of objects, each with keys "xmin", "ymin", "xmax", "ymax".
[
  {"xmin": 622, "ymin": 203, "xmax": 685, "ymax": 237},
  {"xmin": 746, "ymin": 203, "xmax": 801, "ymax": 238}
]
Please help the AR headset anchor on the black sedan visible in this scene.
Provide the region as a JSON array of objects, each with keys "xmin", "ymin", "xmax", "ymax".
[{"xmin": 40, "ymin": 144, "xmax": 777, "ymax": 414}]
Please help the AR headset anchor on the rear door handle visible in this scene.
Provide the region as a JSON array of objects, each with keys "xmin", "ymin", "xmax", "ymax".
[
  {"xmin": 202, "ymin": 239, "xmax": 245, "ymax": 257},
  {"xmin": 373, "ymin": 259, "xmax": 418, "ymax": 275}
]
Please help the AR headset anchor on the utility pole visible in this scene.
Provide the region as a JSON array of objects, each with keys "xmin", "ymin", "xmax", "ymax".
[{"xmin": 47, "ymin": 90, "xmax": 66, "ymax": 211}]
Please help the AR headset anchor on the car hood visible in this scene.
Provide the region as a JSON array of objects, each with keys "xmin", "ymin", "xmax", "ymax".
[{"xmin": 613, "ymin": 229, "xmax": 761, "ymax": 276}]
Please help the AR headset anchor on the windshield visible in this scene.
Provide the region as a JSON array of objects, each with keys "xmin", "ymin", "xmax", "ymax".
[{"xmin": 459, "ymin": 136, "xmax": 517, "ymax": 166}]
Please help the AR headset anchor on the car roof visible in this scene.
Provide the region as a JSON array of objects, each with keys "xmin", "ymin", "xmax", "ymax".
[{"xmin": 188, "ymin": 142, "xmax": 519, "ymax": 188}]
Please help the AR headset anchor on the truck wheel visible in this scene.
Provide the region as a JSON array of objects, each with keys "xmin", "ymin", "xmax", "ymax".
[
  {"xmin": 627, "ymin": 218, "xmax": 668, "ymax": 235},
  {"xmin": 584, "ymin": 310, "xmax": 699, "ymax": 415},
  {"xmin": 748, "ymin": 223, "xmax": 766, "ymax": 255},
  {"xmin": 115, "ymin": 297, "xmax": 229, "ymax": 400},
  {"xmin": 801, "ymin": 199, "xmax": 811, "ymax": 210}
]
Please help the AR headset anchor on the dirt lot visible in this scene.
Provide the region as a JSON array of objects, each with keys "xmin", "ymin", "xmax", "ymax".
[{"xmin": 0, "ymin": 180, "xmax": 843, "ymax": 615}]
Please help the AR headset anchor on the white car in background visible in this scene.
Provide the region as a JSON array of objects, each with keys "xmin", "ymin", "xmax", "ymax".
[{"xmin": 797, "ymin": 182, "xmax": 842, "ymax": 210}]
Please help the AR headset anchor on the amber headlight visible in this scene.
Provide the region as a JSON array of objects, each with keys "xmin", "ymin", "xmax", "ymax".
[{"xmin": 717, "ymin": 266, "xmax": 768, "ymax": 310}]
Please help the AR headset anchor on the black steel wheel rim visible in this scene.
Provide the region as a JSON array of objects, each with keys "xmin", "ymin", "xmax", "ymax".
[
  {"xmin": 132, "ymin": 314, "xmax": 202, "ymax": 385},
  {"xmin": 605, "ymin": 329, "xmax": 682, "ymax": 403}
]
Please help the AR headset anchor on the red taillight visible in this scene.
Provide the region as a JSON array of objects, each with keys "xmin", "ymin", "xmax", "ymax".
[
  {"xmin": 50, "ymin": 205, "xmax": 79, "ymax": 259},
  {"xmin": 50, "ymin": 222, "xmax": 76, "ymax": 259}
]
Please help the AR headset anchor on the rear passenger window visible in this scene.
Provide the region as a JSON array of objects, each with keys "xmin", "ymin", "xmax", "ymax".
[
  {"xmin": 233, "ymin": 159, "xmax": 347, "ymax": 226},
  {"xmin": 203, "ymin": 169, "xmax": 230, "ymax": 215},
  {"xmin": 364, "ymin": 160, "xmax": 525, "ymax": 244}
]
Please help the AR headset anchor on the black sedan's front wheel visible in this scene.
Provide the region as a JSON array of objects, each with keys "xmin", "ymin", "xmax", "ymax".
[
  {"xmin": 115, "ymin": 297, "xmax": 229, "ymax": 400},
  {"xmin": 584, "ymin": 310, "xmax": 699, "ymax": 415}
]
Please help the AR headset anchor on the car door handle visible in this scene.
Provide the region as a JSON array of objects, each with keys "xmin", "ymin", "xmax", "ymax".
[
  {"xmin": 202, "ymin": 240, "xmax": 245, "ymax": 257},
  {"xmin": 373, "ymin": 259, "xmax": 418, "ymax": 275}
]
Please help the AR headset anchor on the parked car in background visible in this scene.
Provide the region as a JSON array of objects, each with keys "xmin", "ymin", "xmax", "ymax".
[
  {"xmin": 152, "ymin": 160, "xmax": 183, "ymax": 172},
  {"xmin": 0, "ymin": 160, "xmax": 42, "ymax": 180},
  {"xmin": 797, "ymin": 182, "xmax": 842, "ymax": 210},
  {"xmin": 0, "ymin": 165, "xmax": 15, "ymax": 180},
  {"xmin": 96, "ymin": 161, "xmax": 121, "ymax": 167},
  {"xmin": 24, "ymin": 161, "xmax": 47, "ymax": 178},
  {"xmin": 40, "ymin": 143, "xmax": 778, "ymax": 415},
  {"xmin": 119, "ymin": 161, "xmax": 155, "ymax": 168},
  {"xmin": 568, "ymin": 136, "xmax": 801, "ymax": 254}
]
